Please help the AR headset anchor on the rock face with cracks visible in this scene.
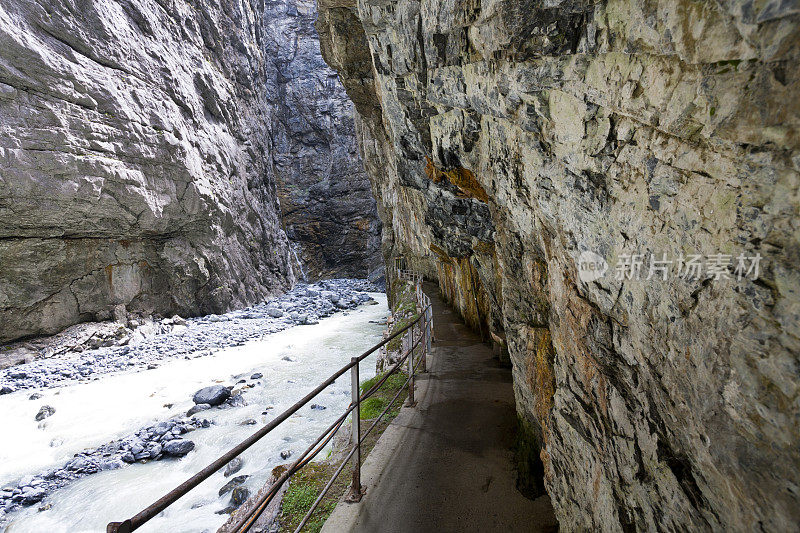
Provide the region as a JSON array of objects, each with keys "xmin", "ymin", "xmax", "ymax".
[
  {"xmin": 264, "ymin": 0, "xmax": 382, "ymax": 281},
  {"xmin": 316, "ymin": 0, "xmax": 800, "ymax": 530},
  {"xmin": 0, "ymin": 0, "xmax": 294, "ymax": 343}
]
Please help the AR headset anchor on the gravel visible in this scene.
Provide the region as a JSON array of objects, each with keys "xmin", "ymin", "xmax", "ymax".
[{"xmin": 0, "ymin": 279, "xmax": 379, "ymax": 393}]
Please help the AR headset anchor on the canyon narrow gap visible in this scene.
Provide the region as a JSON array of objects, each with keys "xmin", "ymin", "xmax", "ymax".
[{"xmin": 0, "ymin": 0, "xmax": 798, "ymax": 532}]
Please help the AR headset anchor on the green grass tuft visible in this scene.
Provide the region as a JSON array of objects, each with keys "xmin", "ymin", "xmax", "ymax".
[
  {"xmin": 359, "ymin": 371, "xmax": 408, "ymax": 419},
  {"xmin": 282, "ymin": 483, "xmax": 317, "ymax": 517}
]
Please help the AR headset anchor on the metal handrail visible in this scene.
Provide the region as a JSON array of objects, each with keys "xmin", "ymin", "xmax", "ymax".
[
  {"xmin": 293, "ymin": 331, "xmax": 428, "ymax": 532},
  {"xmin": 230, "ymin": 270, "xmax": 430, "ymax": 532},
  {"xmin": 107, "ymin": 269, "xmax": 432, "ymax": 533},
  {"xmin": 235, "ymin": 318, "xmax": 429, "ymax": 532}
]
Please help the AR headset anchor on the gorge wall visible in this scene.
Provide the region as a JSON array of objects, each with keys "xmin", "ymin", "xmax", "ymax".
[
  {"xmin": 0, "ymin": 0, "xmax": 293, "ymax": 343},
  {"xmin": 316, "ymin": 0, "xmax": 800, "ymax": 530},
  {"xmin": 0, "ymin": 0, "xmax": 381, "ymax": 344},
  {"xmin": 265, "ymin": 0, "xmax": 382, "ymax": 281}
]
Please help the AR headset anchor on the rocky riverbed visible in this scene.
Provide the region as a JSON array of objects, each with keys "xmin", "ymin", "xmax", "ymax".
[
  {"xmin": 0, "ymin": 281, "xmax": 387, "ymax": 532},
  {"xmin": 0, "ymin": 415, "xmax": 212, "ymax": 518},
  {"xmin": 0, "ymin": 382, "xmax": 253, "ymax": 521},
  {"xmin": 0, "ymin": 279, "xmax": 379, "ymax": 394}
]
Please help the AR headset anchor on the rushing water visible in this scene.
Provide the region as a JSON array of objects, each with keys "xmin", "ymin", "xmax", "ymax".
[
  {"xmin": 289, "ymin": 244, "xmax": 308, "ymax": 283},
  {"xmin": 1, "ymin": 294, "xmax": 388, "ymax": 533}
]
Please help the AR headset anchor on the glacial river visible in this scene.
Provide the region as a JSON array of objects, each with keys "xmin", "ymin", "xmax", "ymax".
[{"xmin": 1, "ymin": 294, "xmax": 387, "ymax": 532}]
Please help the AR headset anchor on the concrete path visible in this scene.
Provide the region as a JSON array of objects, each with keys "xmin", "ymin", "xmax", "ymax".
[{"xmin": 322, "ymin": 282, "xmax": 558, "ymax": 533}]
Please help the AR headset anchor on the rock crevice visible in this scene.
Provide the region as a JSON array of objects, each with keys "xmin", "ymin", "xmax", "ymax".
[{"xmin": 266, "ymin": 0, "xmax": 382, "ymax": 281}]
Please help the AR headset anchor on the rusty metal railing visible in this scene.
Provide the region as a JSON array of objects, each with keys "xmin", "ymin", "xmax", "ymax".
[{"xmin": 107, "ymin": 269, "xmax": 432, "ymax": 533}]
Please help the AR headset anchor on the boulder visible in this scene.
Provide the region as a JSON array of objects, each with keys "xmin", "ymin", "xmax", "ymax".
[
  {"xmin": 230, "ymin": 486, "xmax": 250, "ymax": 507},
  {"xmin": 163, "ymin": 439, "xmax": 195, "ymax": 457},
  {"xmin": 218, "ymin": 475, "xmax": 248, "ymax": 497},
  {"xmin": 192, "ymin": 386, "xmax": 230, "ymax": 406}
]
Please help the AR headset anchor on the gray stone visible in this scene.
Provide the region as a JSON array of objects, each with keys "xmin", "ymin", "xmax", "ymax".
[
  {"xmin": 224, "ymin": 457, "xmax": 243, "ymax": 477},
  {"xmin": 187, "ymin": 403, "xmax": 212, "ymax": 416},
  {"xmin": 192, "ymin": 386, "xmax": 230, "ymax": 406},
  {"xmin": 218, "ymin": 475, "xmax": 248, "ymax": 497},
  {"xmin": 266, "ymin": 307, "xmax": 284, "ymax": 318},
  {"xmin": 163, "ymin": 440, "xmax": 195, "ymax": 457},
  {"xmin": 230, "ymin": 486, "xmax": 250, "ymax": 508},
  {"xmin": 152, "ymin": 421, "xmax": 174, "ymax": 437},
  {"xmin": 66, "ymin": 458, "xmax": 98, "ymax": 474},
  {"xmin": 21, "ymin": 488, "xmax": 46, "ymax": 505},
  {"xmin": 34, "ymin": 405, "xmax": 55, "ymax": 421}
]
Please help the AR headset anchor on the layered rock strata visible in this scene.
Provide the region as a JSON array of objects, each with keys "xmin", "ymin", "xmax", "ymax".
[
  {"xmin": 316, "ymin": 0, "xmax": 800, "ymax": 530},
  {"xmin": 0, "ymin": 0, "xmax": 293, "ymax": 342}
]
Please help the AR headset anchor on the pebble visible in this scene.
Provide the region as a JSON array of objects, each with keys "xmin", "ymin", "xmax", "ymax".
[
  {"xmin": 224, "ymin": 457, "xmax": 244, "ymax": 477},
  {"xmin": 34, "ymin": 405, "xmax": 55, "ymax": 421}
]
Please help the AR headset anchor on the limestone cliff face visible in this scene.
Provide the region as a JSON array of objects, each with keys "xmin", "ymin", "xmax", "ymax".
[
  {"xmin": 265, "ymin": 0, "xmax": 381, "ymax": 280},
  {"xmin": 317, "ymin": 0, "xmax": 800, "ymax": 530},
  {"xmin": 0, "ymin": 0, "xmax": 293, "ymax": 342}
]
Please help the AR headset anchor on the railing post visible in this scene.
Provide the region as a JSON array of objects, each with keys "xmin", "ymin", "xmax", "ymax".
[
  {"xmin": 427, "ymin": 305, "xmax": 433, "ymax": 349},
  {"xmin": 407, "ymin": 326, "xmax": 416, "ymax": 406},
  {"xmin": 420, "ymin": 310, "xmax": 427, "ymax": 373},
  {"xmin": 346, "ymin": 357, "xmax": 363, "ymax": 502}
]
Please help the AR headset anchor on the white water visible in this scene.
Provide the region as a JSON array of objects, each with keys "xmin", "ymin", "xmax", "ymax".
[
  {"xmin": 289, "ymin": 244, "xmax": 308, "ymax": 282},
  {"xmin": 2, "ymin": 294, "xmax": 388, "ymax": 533}
]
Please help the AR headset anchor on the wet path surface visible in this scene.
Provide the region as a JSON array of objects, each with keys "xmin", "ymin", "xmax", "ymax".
[{"xmin": 324, "ymin": 282, "xmax": 558, "ymax": 532}]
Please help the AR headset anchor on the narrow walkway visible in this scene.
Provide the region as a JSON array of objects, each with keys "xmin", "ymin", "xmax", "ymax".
[{"xmin": 323, "ymin": 282, "xmax": 557, "ymax": 532}]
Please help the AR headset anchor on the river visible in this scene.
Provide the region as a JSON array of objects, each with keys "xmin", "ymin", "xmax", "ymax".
[{"xmin": 1, "ymin": 293, "xmax": 388, "ymax": 532}]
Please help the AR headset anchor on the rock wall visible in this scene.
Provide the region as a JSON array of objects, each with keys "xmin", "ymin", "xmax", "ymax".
[
  {"xmin": 264, "ymin": 0, "xmax": 381, "ymax": 280},
  {"xmin": 0, "ymin": 0, "xmax": 294, "ymax": 342},
  {"xmin": 316, "ymin": 0, "xmax": 800, "ymax": 530}
]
